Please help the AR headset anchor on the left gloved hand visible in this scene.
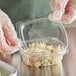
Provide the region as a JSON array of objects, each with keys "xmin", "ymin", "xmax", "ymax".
[{"xmin": 0, "ymin": 9, "xmax": 20, "ymax": 54}]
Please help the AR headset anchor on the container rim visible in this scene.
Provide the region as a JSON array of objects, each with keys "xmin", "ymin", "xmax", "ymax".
[{"xmin": 20, "ymin": 37, "xmax": 67, "ymax": 56}]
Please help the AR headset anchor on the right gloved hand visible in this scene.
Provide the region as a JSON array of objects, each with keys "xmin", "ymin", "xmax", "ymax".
[{"xmin": 49, "ymin": 0, "xmax": 76, "ymax": 24}]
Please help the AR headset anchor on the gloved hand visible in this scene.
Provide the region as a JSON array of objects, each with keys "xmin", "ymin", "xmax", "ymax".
[
  {"xmin": 0, "ymin": 9, "xmax": 20, "ymax": 54},
  {"xmin": 49, "ymin": 0, "xmax": 76, "ymax": 24}
]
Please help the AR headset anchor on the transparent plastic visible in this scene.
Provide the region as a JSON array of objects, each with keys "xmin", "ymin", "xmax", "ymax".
[
  {"xmin": 16, "ymin": 17, "xmax": 68, "ymax": 67},
  {"xmin": 0, "ymin": 61, "xmax": 18, "ymax": 76}
]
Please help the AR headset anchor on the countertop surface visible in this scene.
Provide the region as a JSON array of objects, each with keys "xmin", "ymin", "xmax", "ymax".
[{"xmin": 1, "ymin": 28, "xmax": 76, "ymax": 76}]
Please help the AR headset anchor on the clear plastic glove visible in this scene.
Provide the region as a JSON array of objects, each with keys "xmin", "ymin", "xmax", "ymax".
[
  {"xmin": 0, "ymin": 9, "xmax": 20, "ymax": 54},
  {"xmin": 49, "ymin": 0, "xmax": 76, "ymax": 24},
  {"xmin": 0, "ymin": 52, "xmax": 7, "ymax": 61}
]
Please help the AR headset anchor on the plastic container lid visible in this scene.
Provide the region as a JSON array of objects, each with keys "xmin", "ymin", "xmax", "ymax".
[{"xmin": 16, "ymin": 17, "xmax": 68, "ymax": 54}]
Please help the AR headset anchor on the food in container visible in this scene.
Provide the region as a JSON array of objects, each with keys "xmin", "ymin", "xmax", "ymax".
[{"xmin": 20, "ymin": 38, "xmax": 65, "ymax": 67}]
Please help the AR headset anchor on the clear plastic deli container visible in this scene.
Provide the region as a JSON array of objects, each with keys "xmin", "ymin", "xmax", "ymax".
[
  {"xmin": 16, "ymin": 17, "xmax": 68, "ymax": 67},
  {"xmin": 0, "ymin": 61, "xmax": 18, "ymax": 76}
]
